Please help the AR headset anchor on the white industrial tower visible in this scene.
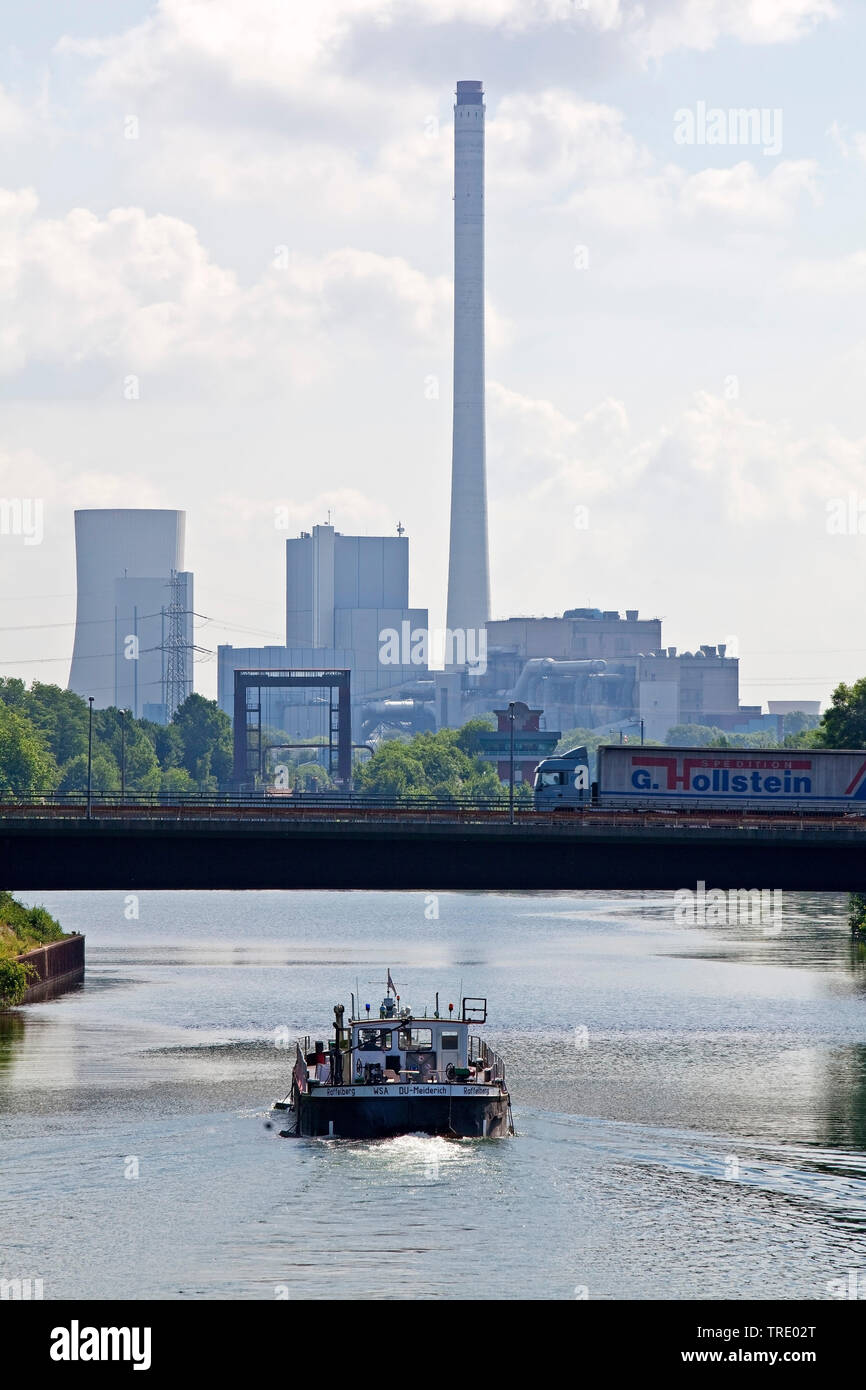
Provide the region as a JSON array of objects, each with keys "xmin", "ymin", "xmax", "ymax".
[{"xmin": 445, "ymin": 78, "xmax": 491, "ymax": 643}]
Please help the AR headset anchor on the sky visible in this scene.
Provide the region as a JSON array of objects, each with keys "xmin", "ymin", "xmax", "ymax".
[{"xmin": 1, "ymin": 0, "xmax": 865, "ymax": 708}]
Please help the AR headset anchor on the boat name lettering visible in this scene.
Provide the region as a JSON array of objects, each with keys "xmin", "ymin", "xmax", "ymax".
[{"xmin": 311, "ymin": 1084, "xmax": 500, "ymax": 1098}]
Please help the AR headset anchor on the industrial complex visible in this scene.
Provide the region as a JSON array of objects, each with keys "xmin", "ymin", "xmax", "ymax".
[{"xmin": 65, "ymin": 79, "xmax": 790, "ymax": 773}]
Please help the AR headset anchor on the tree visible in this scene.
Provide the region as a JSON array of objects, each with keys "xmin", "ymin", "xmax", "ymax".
[
  {"xmin": 26, "ymin": 684, "xmax": 89, "ymax": 766},
  {"xmin": 355, "ymin": 726, "xmax": 504, "ymax": 801},
  {"xmin": 171, "ymin": 694, "xmax": 233, "ymax": 785},
  {"xmin": 783, "ymin": 710, "xmax": 820, "ymax": 738},
  {"xmin": 294, "ymin": 762, "xmax": 333, "ymax": 791},
  {"xmin": 0, "ymin": 959, "xmax": 33, "ymax": 1007},
  {"xmin": 159, "ymin": 766, "xmax": 198, "ymax": 796},
  {"xmin": 454, "ymin": 716, "xmax": 495, "ymax": 756},
  {"xmin": 0, "ymin": 678, "xmax": 27, "ymax": 711},
  {"xmin": 665, "ymin": 723, "xmax": 729, "ymax": 747},
  {"xmin": 94, "ymin": 708, "xmax": 161, "ymax": 793},
  {"xmin": 0, "ymin": 679, "xmax": 238, "ymax": 798},
  {"xmin": 807, "ymin": 680, "xmax": 866, "ymax": 934},
  {"xmin": 814, "ymin": 678, "xmax": 866, "ymax": 750},
  {"xmin": 57, "ymin": 752, "xmax": 119, "ymax": 794},
  {"xmin": 0, "ymin": 704, "xmax": 56, "ymax": 796}
]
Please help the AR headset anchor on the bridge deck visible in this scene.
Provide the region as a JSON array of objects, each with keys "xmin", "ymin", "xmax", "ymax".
[{"xmin": 3, "ymin": 805, "xmax": 866, "ymax": 890}]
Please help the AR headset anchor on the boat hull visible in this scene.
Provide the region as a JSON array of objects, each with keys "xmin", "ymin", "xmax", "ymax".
[{"xmin": 291, "ymin": 1086, "xmax": 511, "ymax": 1139}]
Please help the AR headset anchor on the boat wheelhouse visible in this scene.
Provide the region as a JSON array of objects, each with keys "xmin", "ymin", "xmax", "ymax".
[{"xmin": 272, "ymin": 981, "xmax": 512, "ymax": 1139}]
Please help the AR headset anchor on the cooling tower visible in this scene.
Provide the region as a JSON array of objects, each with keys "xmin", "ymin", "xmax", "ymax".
[{"xmin": 68, "ymin": 509, "xmax": 191, "ymax": 716}]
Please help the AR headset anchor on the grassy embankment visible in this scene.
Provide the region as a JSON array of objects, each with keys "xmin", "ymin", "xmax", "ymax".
[{"xmin": 0, "ymin": 891, "xmax": 66, "ymax": 1006}]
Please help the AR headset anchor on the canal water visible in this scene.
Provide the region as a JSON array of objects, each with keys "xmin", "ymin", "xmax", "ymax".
[{"xmin": 2, "ymin": 890, "xmax": 865, "ymax": 1300}]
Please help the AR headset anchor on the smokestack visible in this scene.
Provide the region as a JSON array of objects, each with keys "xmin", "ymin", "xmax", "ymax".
[{"xmin": 445, "ymin": 79, "xmax": 490, "ymax": 648}]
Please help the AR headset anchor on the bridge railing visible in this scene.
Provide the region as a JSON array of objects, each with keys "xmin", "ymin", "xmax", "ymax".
[
  {"xmin": 0, "ymin": 790, "xmax": 525, "ymax": 816},
  {"xmin": 3, "ymin": 791, "xmax": 866, "ymax": 830}
]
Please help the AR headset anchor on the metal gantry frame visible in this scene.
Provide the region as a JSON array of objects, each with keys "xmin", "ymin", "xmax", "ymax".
[{"xmin": 232, "ymin": 669, "xmax": 352, "ymax": 790}]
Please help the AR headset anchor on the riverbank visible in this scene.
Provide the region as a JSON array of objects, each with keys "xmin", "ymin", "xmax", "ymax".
[{"xmin": 0, "ymin": 891, "xmax": 83, "ymax": 1007}]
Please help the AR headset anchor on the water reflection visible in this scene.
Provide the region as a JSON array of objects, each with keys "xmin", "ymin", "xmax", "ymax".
[{"xmin": 819, "ymin": 1043, "xmax": 866, "ymax": 1152}]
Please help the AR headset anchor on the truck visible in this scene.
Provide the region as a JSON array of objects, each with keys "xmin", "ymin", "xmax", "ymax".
[{"xmin": 595, "ymin": 744, "xmax": 866, "ymax": 813}]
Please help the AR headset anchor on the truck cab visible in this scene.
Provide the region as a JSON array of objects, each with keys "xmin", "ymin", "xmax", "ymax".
[{"xmin": 533, "ymin": 745, "xmax": 591, "ymax": 811}]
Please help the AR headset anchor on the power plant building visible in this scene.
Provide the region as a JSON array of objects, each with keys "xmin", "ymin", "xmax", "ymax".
[
  {"xmin": 439, "ymin": 608, "xmax": 760, "ymax": 743},
  {"xmin": 217, "ymin": 523, "xmax": 431, "ymax": 745},
  {"xmin": 285, "ymin": 523, "xmax": 427, "ymax": 696}
]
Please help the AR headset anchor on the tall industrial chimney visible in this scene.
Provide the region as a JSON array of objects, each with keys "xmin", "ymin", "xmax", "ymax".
[{"xmin": 445, "ymin": 79, "xmax": 490, "ymax": 644}]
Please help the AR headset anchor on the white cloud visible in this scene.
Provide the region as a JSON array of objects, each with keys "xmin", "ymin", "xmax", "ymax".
[
  {"xmin": 0, "ymin": 188, "xmax": 454, "ymax": 388},
  {"xmin": 490, "ymin": 381, "xmax": 865, "ymax": 527},
  {"xmin": 790, "ymin": 248, "xmax": 866, "ymax": 292},
  {"xmin": 676, "ymin": 159, "xmax": 820, "ymax": 225},
  {"xmin": 56, "ymin": 0, "xmax": 837, "ymax": 124},
  {"xmin": 0, "ymin": 84, "xmax": 28, "ymax": 138},
  {"xmin": 490, "ymin": 91, "xmax": 645, "ymax": 191},
  {"xmin": 634, "ymin": 0, "xmax": 837, "ymax": 60}
]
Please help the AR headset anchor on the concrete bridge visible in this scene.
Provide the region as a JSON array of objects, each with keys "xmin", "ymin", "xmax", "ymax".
[{"xmin": 3, "ymin": 805, "xmax": 866, "ymax": 890}]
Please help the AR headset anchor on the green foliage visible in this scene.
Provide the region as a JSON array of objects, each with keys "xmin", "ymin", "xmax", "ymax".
[
  {"xmin": 141, "ymin": 719, "xmax": 183, "ymax": 770},
  {"xmin": 26, "ymin": 684, "xmax": 89, "ymax": 766},
  {"xmin": 0, "ymin": 681, "xmax": 236, "ymax": 797},
  {"xmin": 23, "ymin": 905, "xmax": 65, "ymax": 943},
  {"xmin": 665, "ymin": 723, "xmax": 730, "ymax": 747},
  {"xmin": 848, "ymin": 893, "xmax": 866, "ymax": 937},
  {"xmin": 664, "ymin": 723, "xmax": 787, "ymax": 750},
  {"xmin": 57, "ymin": 752, "xmax": 119, "ymax": 794},
  {"xmin": 0, "ymin": 890, "xmax": 66, "ymax": 968},
  {"xmin": 355, "ymin": 725, "xmax": 504, "ymax": 801},
  {"xmin": 171, "ymin": 694, "xmax": 233, "ymax": 786},
  {"xmin": 159, "ymin": 766, "xmax": 198, "ymax": 795},
  {"xmin": 454, "ymin": 716, "xmax": 495, "ymax": 756},
  {"xmin": 294, "ymin": 762, "xmax": 333, "ymax": 791},
  {"xmin": 783, "ymin": 727, "xmax": 822, "ymax": 749},
  {"xmin": 0, "ymin": 958, "xmax": 33, "ymax": 1007},
  {"xmin": 781, "ymin": 710, "xmax": 820, "ymax": 737},
  {"xmin": 0, "ymin": 678, "xmax": 27, "ymax": 710},
  {"xmin": 0, "ymin": 702, "xmax": 57, "ymax": 795},
  {"xmin": 814, "ymin": 678, "xmax": 866, "ymax": 751}
]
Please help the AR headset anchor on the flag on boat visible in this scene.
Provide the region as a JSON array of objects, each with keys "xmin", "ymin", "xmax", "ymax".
[{"xmin": 387, "ymin": 969, "xmax": 397, "ymax": 995}]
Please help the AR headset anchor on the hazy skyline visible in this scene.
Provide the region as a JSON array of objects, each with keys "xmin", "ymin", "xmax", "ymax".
[{"xmin": 1, "ymin": 0, "xmax": 865, "ymax": 708}]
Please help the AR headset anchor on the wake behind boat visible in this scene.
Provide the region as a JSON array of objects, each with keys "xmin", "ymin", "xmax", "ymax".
[{"xmin": 272, "ymin": 976, "xmax": 513, "ymax": 1139}]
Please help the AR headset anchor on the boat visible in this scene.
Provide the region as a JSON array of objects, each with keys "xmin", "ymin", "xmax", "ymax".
[{"xmin": 272, "ymin": 977, "xmax": 513, "ymax": 1140}]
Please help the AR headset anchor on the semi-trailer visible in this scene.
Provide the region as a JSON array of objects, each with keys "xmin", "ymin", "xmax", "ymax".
[{"xmin": 596, "ymin": 744, "xmax": 866, "ymax": 812}]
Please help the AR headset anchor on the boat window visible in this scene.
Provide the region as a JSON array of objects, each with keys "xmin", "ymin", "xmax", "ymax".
[
  {"xmin": 398, "ymin": 1027, "xmax": 433, "ymax": 1050},
  {"xmin": 441, "ymin": 1033, "xmax": 460, "ymax": 1050},
  {"xmin": 357, "ymin": 1027, "xmax": 392, "ymax": 1049}
]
